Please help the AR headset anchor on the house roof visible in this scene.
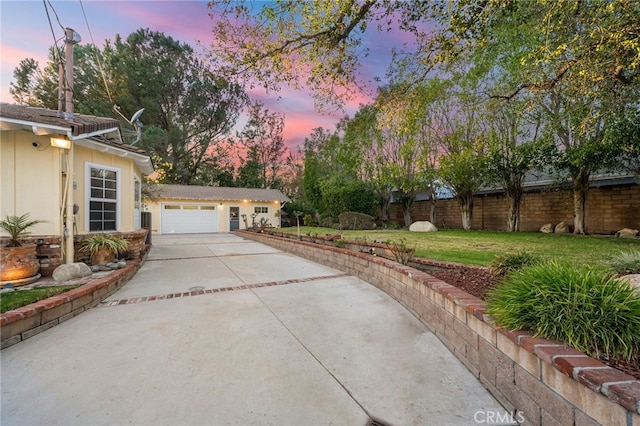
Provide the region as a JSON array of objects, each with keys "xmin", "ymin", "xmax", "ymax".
[
  {"xmin": 147, "ymin": 184, "xmax": 291, "ymax": 203},
  {"xmin": 0, "ymin": 103, "xmax": 153, "ymax": 174}
]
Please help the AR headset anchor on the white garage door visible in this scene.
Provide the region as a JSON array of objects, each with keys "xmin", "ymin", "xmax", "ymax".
[{"xmin": 161, "ymin": 204, "xmax": 218, "ymax": 233}]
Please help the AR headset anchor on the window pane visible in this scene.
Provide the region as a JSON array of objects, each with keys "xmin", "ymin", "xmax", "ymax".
[
  {"xmin": 90, "ymin": 222, "xmax": 102, "ymax": 231},
  {"xmin": 91, "ymin": 188, "xmax": 103, "ymax": 198},
  {"xmin": 201, "ymin": 206, "xmax": 215, "ymax": 210},
  {"xmin": 104, "ymin": 211, "xmax": 116, "ymax": 221},
  {"xmin": 103, "ymin": 221, "xmax": 116, "ymax": 231},
  {"xmin": 164, "ymin": 205, "xmax": 180, "ymax": 210},
  {"xmin": 184, "ymin": 205, "xmax": 198, "ymax": 210},
  {"xmin": 90, "ymin": 212, "xmax": 102, "ymax": 221},
  {"xmin": 105, "ymin": 189, "xmax": 117, "ymax": 200},
  {"xmin": 105, "ymin": 170, "xmax": 116, "ymax": 180},
  {"xmin": 105, "ymin": 180, "xmax": 116, "ymax": 190}
]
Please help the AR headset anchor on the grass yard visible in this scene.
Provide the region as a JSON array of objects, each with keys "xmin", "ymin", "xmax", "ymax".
[
  {"xmin": 282, "ymin": 227, "xmax": 640, "ymax": 267},
  {"xmin": 0, "ymin": 285, "xmax": 79, "ymax": 313}
]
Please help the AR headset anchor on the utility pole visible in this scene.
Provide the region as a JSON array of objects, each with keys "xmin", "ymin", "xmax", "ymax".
[{"xmin": 64, "ymin": 27, "xmax": 80, "ymax": 264}]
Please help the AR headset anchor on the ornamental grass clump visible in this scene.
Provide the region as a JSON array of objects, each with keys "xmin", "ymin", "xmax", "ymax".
[
  {"xmin": 489, "ymin": 250, "xmax": 539, "ymax": 277},
  {"xmin": 608, "ymin": 250, "xmax": 640, "ymax": 275},
  {"xmin": 487, "ymin": 261, "xmax": 640, "ymax": 361}
]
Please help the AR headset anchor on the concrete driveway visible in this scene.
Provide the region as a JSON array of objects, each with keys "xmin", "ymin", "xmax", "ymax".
[{"xmin": 1, "ymin": 233, "xmax": 508, "ymax": 426}]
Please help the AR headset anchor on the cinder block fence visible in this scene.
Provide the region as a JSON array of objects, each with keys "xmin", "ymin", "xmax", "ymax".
[{"xmin": 239, "ymin": 230, "xmax": 640, "ymax": 426}]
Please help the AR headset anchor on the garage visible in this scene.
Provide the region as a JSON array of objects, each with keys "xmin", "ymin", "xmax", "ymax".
[{"xmin": 161, "ymin": 203, "xmax": 218, "ymax": 234}]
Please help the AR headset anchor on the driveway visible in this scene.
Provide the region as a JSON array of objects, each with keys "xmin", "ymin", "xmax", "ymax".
[{"xmin": 1, "ymin": 234, "xmax": 508, "ymax": 425}]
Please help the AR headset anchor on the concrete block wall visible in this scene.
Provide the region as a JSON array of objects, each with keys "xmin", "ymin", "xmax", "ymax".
[
  {"xmin": 396, "ymin": 184, "xmax": 640, "ymax": 234},
  {"xmin": 239, "ymin": 230, "xmax": 640, "ymax": 425}
]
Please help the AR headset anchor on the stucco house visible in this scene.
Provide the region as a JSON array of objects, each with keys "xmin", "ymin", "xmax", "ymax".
[
  {"xmin": 0, "ymin": 103, "xmax": 154, "ymax": 274},
  {"xmin": 144, "ymin": 184, "xmax": 291, "ymax": 234}
]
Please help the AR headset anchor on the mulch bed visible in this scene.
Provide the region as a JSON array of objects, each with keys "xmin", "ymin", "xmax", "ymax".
[{"xmin": 417, "ymin": 262, "xmax": 640, "ymax": 380}]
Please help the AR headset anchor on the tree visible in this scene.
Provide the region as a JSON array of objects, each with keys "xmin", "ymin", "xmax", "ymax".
[
  {"xmin": 10, "ymin": 28, "xmax": 248, "ymax": 185},
  {"xmin": 236, "ymin": 101, "xmax": 287, "ymax": 189},
  {"xmin": 485, "ymin": 99, "xmax": 547, "ymax": 231},
  {"xmin": 343, "ymin": 104, "xmax": 394, "ymax": 223}
]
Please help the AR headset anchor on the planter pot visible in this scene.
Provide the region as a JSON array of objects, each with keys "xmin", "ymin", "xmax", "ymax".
[
  {"xmin": 91, "ymin": 247, "xmax": 116, "ymax": 265},
  {"xmin": 0, "ymin": 244, "xmax": 40, "ymax": 281}
]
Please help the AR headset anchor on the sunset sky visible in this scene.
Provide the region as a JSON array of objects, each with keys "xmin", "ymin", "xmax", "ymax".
[{"xmin": 1, "ymin": 1, "xmax": 406, "ymax": 150}]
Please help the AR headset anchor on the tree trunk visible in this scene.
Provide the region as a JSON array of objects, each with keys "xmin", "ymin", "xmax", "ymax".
[
  {"xmin": 378, "ymin": 192, "xmax": 391, "ymax": 224},
  {"xmin": 573, "ymin": 169, "xmax": 590, "ymax": 234},
  {"xmin": 401, "ymin": 193, "xmax": 415, "ymax": 228},
  {"xmin": 459, "ymin": 194, "xmax": 474, "ymax": 230},
  {"xmin": 506, "ymin": 185, "xmax": 523, "ymax": 232},
  {"xmin": 427, "ymin": 188, "xmax": 437, "ymax": 224}
]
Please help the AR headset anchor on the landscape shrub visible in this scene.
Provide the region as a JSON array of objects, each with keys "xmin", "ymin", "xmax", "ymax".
[
  {"xmin": 608, "ymin": 250, "xmax": 640, "ymax": 274},
  {"xmin": 384, "ymin": 238, "xmax": 416, "ymax": 265},
  {"xmin": 338, "ymin": 212, "xmax": 375, "ymax": 230},
  {"xmin": 489, "ymin": 250, "xmax": 539, "ymax": 277},
  {"xmin": 487, "ymin": 261, "xmax": 640, "ymax": 361},
  {"xmin": 303, "ymin": 214, "xmax": 317, "ymax": 227},
  {"xmin": 321, "ymin": 216, "xmax": 336, "ymax": 228}
]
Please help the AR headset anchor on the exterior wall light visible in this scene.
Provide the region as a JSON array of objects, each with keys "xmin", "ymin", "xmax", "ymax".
[{"xmin": 50, "ymin": 137, "xmax": 71, "ymax": 149}]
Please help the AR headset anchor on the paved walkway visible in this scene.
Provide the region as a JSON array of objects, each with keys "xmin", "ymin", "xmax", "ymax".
[{"xmin": 1, "ymin": 234, "xmax": 508, "ymax": 425}]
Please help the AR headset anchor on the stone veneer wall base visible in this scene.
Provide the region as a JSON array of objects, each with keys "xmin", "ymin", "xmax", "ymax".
[{"xmin": 238, "ymin": 230, "xmax": 640, "ymax": 426}]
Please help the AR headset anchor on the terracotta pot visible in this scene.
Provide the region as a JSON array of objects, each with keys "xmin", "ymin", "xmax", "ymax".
[
  {"xmin": 91, "ymin": 247, "xmax": 116, "ymax": 265},
  {"xmin": 0, "ymin": 244, "xmax": 40, "ymax": 281}
]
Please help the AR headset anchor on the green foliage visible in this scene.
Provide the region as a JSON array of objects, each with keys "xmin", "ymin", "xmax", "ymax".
[
  {"xmin": 384, "ymin": 238, "xmax": 416, "ymax": 265},
  {"xmin": 1, "ymin": 285, "xmax": 79, "ymax": 313},
  {"xmin": 0, "ymin": 213, "xmax": 45, "ymax": 247},
  {"xmin": 608, "ymin": 250, "xmax": 640, "ymax": 275},
  {"xmin": 487, "ymin": 262, "xmax": 640, "ymax": 361},
  {"xmin": 79, "ymin": 234, "xmax": 128, "ymax": 255},
  {"xmin": 489, "ymin": 250, "xmax": 539, "ymax": 277},
  {"xmin": 321, "ymin": 178, "xmax": 377, "ymax": 218},
  {"xmin": 338, "ymin": 212, "xmax": 375, "ymax": 230},
  {"xmin": 302, "ymin": 214, "xmax": 317, "ymax": 227}
]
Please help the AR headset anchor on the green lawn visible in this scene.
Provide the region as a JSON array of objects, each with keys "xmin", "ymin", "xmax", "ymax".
[
  {"xmin": 0, "ymin": 285, "xmax": 79, "ymax": 313},
  {"xmin": 281, "ymin": 227, "xmax": 640, "ymax": 267}
]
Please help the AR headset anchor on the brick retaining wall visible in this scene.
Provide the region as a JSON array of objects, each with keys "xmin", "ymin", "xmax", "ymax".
[
  {"xmin": 0, "ymin": 259, "xmax": 144, "ymax": 349},
  {"xmin": 239, "ymin": 230, "xmax": 640, "ymax": 425}
]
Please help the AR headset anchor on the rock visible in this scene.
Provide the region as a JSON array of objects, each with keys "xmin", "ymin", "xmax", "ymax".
[
  {"xmin": 116, "ymin": 261, "xmax": 127, "ymax": 268},
  {"xmin": 554, "ymin": 221, "xmax": 570, "ymax": 233},
  {"xmin": 540, "ymin": 223, "xmax": 554, "ymax": 233},
  {"xmin": 620, "ymin": 274, "xmax": 640, "ymax": 295},
  {"xmin": 409, "ymin": 221, "xmax": 438, "ymax": 232},
  {"xmin": 53, "ymin": 263, "xmax": 93, "ymax": 282},
  {"xmin": 616, "ymin": 228, "xmax": 639, "ymax": 238},
  {"xmin": 90, "ymin": 265, "xmax": 101, "ymax": 272},
  {"xmin": 106, "ymin": 262, "xmax": 120, "ymax": 269}
]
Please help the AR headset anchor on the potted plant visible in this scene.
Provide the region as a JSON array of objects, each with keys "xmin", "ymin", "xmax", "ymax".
[
  {"xmin": 0, "ymin": 213, "xmax": 45, "ymax": 282},
  {"xmin": 80, "ymin": 234, "xmax": 129, "ymax": 265}
]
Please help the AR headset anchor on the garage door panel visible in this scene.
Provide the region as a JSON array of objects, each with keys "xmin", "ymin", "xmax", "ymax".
[{"xmin": 161, "ymin": 204, "xmax": 218, "ymax": 233}]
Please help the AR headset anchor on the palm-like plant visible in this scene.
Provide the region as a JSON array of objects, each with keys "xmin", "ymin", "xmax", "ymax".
[
  {"xmin": 0, "ymin": 213, "xmax": 45, "ymax": 247},
  {"xmin": 80, "ymin": 234, "xmax": 128, "ymax": 255}
]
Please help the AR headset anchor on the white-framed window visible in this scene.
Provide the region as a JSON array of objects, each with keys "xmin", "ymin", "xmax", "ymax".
[
  {"xmin": 254, "ymin": 206, "xmax": 268, "ymax": 214},
  {"xmin": 86, "ymin": 163, "xmax": 120, "ymax": 231}
]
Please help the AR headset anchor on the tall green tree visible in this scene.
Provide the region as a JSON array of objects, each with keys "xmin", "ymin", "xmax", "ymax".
[
  {"xmin": 10, "ymin": 28, "xmax": 248, "ymax": 185},
  {"xmin": 236, "ymin": 101, "xmax": 287, "ymax": 189}
]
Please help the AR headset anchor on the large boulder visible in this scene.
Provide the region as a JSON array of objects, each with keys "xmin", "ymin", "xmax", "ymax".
[
  {"xmin": 409, "ymin": 221, "xmax": 438, "ymax": 232},
  {"xmin": 540, "ymin": 223, "xmax": 554, "ymax": 233},
  {"xmin": 621, "ymin": 274, "xmax": 640, "ymax": 295},
  {"xmin": 554, "ymin": 221, "xmax": 570, "ymax": 233},
  {"xmin": 616, "ymin": 228, "xmax": 639, "ymax": 238},
  {"xmin": 52, "ymin": 262, "xmax": 93, "ymax": 282}
]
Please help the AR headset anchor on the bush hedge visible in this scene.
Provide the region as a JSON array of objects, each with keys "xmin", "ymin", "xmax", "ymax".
[{"xmin": 338, "ymin": 212, "xmax": 375, "ymax": 230}]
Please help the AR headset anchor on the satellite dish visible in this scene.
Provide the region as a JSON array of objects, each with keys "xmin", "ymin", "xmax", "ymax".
[
  {"xmin": 130, "ymin": 108, "xmax": 144, "ymax": 146},
  {"xmin": 130, "ymin": 108, "xmax": 144, "ymax": 126}
]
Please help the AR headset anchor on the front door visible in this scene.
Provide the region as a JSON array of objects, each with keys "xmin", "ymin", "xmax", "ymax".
[{"xmin": 229, "ymin": 206, "xmax": 240, "ymax": 231}]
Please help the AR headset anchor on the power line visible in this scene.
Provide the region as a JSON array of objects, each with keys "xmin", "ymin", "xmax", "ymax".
[
  {"xmin": 79, "ymin": 0, "xmax": 114, "ymax": 104},
  {"xmin": 42, "ymin": 0, "xmax": 65, "ymax": 110}
]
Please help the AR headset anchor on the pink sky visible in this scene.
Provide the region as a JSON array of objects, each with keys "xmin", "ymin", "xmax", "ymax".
[{"xmin": 1, "ymin": 1, "xmax": 408, "ymax": 151}]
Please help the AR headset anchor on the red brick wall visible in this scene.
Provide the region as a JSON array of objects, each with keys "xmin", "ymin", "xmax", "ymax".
[{"xmin": 390, "ymin": 184, "xmax": 640, "ymax": 234}]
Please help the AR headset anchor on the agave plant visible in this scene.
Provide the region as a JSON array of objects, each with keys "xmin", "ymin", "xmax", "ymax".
[{"xmin": 0, "ymin": 213, "xmax": 45, "ymax": 247}]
